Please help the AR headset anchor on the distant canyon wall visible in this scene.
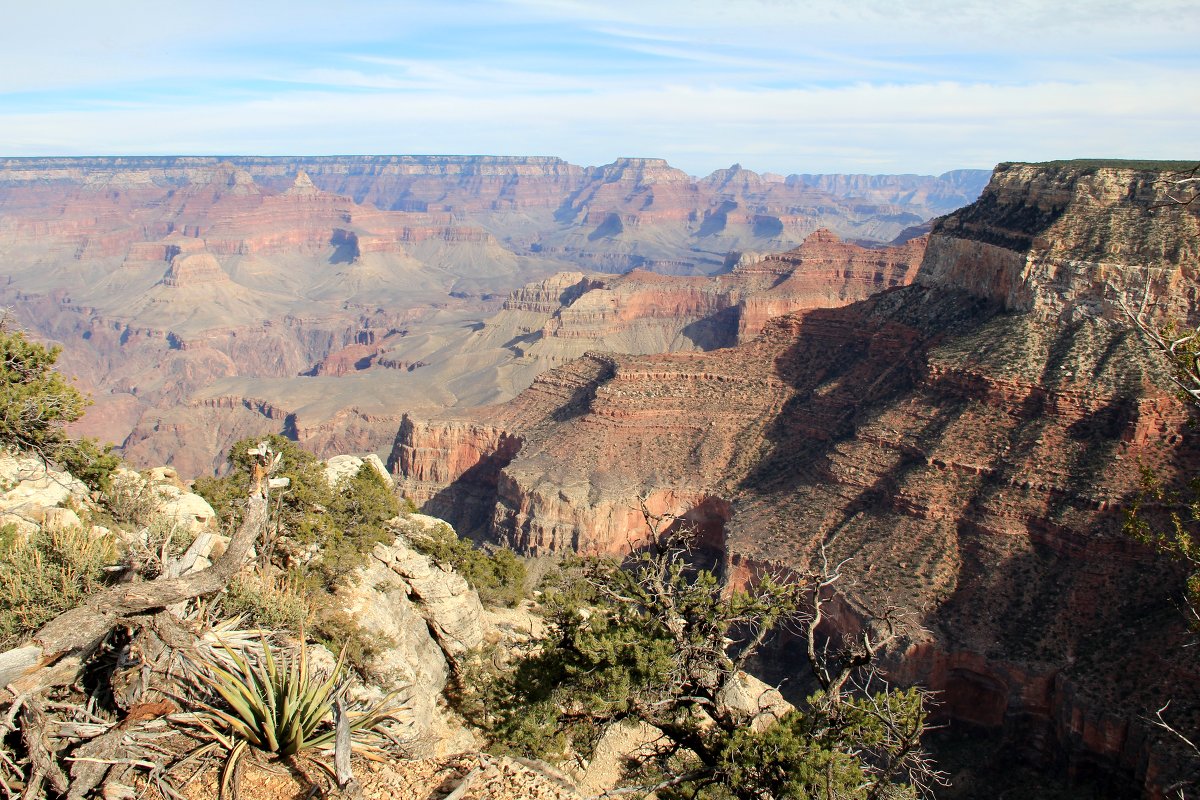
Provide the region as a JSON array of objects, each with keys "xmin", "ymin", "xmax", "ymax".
[
  {"xmin": 392, "ymin": 161, "xmax": 1200, "ymax": 794},
  {"xmin": 0, "ymin": 155, "xmax": 978, "ymax": 474}
]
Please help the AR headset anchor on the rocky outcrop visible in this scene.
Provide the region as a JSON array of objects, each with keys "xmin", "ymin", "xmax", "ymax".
[
  {"xmin": 333, "ymin": 514, "xmax": 485, "ymax": 754},
  {"xmin": 159, "ymin": 252, "xmax": 229, "ymax": 287},
  {"xmin": 0, "ymin": 453, "xmax": 91, "ymax": 534},
  {"xmin": 323, "ymin": 452, "xmax": 393, "ymax": 489},
  {"xmin": 501, "ymin": 272, "xmax": 599, "ymax": 314},
  {"xmin": 918, "ymin": 162, "xmax": 1200, "ymax": 324},
  {"xmin": 392, "ymin": 161, "xmax": 1200, "ymax": 794}
]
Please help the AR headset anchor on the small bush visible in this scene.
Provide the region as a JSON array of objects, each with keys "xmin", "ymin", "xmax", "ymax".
[
  {"xmin": 317, "ymin": 464, "xmax": 401, "ymax": 584},
  {"xmin": 195, "ymin": 438, "xmax": 399, "ymax": 587},
  {"xmin": 0, "ymin": 524, "xmax": 116, "ymax": 645},
  {"xmin": 220, "ymin": 563, "xmax": 390, "ymax": 677},
  {"xmin": 191, "ymin": 638, "xmax": 401, "ymax": 799},
  {"xmin": 55, "ymin": 437, "xmax": 120, "ymax": 493},
  {"xmin": 407, "ymin": 521, "xmax": 527, "ymax": 608},
  {"xmin": 0, "ymin": 324, "xmax": 87, "ymax": 454},
  {"xmin": 103, "ymin": 470, "xmax": 162, "ymax": 529},
  {"xmin": 224, "ymin": 570, "xmax": 312, "ymax": 633},
  {"xmin": 0, "ymin": 320, "xmax": 120, "ymax": 492},
  {"xmin": 311, "ymin": 608, "xmax": 392, "ymax": 678}
]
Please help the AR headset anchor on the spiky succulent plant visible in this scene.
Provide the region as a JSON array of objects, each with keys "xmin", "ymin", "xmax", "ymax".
[{"xmin": 190, "ymin": 637, "xmax": 399, "ymax": 798}]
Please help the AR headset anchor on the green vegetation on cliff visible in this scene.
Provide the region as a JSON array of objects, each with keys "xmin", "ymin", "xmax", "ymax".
[
  {"xmin": 460, "ymin": 527, "xmax": 937, "ymax": 799},
  {"xmin": 402, "ymin": 518, "xmax": 527, "ymax": 608},
  {"xmin": 0, "ymin": 320, "xmax": 118, "ymax": 490},
  {"xmin": 195, "ymin": 434, "xmax": 400, "ymax": 587},
  {"xmin": 1001, "ymin": 159, "xmax": 1198, "ymax": 173}
]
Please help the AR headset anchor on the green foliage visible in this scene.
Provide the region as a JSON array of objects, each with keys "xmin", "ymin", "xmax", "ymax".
[
  {"xmin": 405, "ymin": 520, "xmax": 527, "ymax": 608},
  {"xmin": 195, "ymin": 438, "xmax": 403, "ymax": 674},
  {"xmin": 320, "ymin": 463, "xmax": 402, "ymax": 579},
  {"xmin": 718, "ymin": 691, "xmax": 926, "ymax": 800},
  {"xmin": 225, "ymin": 570, "xmax": 313, "ymax": 633},
  {"xmin": 55, "ymin": 437, "xmax": 121, "ymax": 493},
  {"xmin": 0, "ymin": 322, "xmax": 118, "ymax": 491},
  {"xmin": 1004, "ymin": 159, "xmax": 1200, "ymax": 173},
  {"xmin": 220, "ymin": 568, "xmax": 389, "ymax": 676},
  {"xmin": 470, "ymin": 540, "xmax": 934, "ymax": 800},
  {"xmin": 310, "ymin": 608, "xmax": 392, "ymax": 678},
  {"xmin": 0, "ymin": 524, "xmax": 117, "ymax": 645},
  {"xmin": 195, "ymin": 436, "xmax": 400, "ymax": 587},
  {"xmin": 0, "ymin": 325, "xmax": 87, "ymax": 453},
  {"xmin": 1125, "ymin": 465, "xmax": 1200, "ymax": 623},
  {"xmin": 481, "ymin": 552, "xmax": 778, "ymax": 761}
]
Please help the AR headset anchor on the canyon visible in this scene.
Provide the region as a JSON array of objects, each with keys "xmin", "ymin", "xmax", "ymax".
[
  {"xmin": 0, "ymin": 155, "xmax": 982, "ymax": 475},
  {"xmin": 393, "ymin": 161, "xmax": 1200, "ymax": 794}
]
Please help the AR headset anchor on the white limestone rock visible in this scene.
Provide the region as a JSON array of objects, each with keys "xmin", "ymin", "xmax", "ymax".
[
  {"xmin": 323, "ymin": 453, "xmax": 394, "ymax": 490},
  {"xmin": 0, "ymin": 452, "xmax": 89, "ymax": 530}
]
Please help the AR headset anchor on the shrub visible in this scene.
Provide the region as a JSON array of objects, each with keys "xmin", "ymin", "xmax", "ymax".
[
  {"xmin": 192, "ymin": 638, "xmax": 400, "ymax": 799},
  {"xmin": 224, "ymin": 570, "xmax": 312, "ymax": 633},
  {"xmin": 319, "ymin": 464, "xmax": 401, "ymax": 582},
  {"xmin": 0, "ymin": 524, "xmax": 117, "ymax": 645},
  {"xmin": 0, "ymin": 324, "xmax": 87, "ymax": 453},
  {"xmin": 55, "ymin": 437, "xmax": 121, "ymax": 493},
  {"xmin": 102, "ymin": 469, "xmax": 162, "ymax": 529},
  {"xmin": 195, "ymin": 437, "xmax": 399, "ymax": 586},
  {"xmin": 477, "ymin": 537, "xmax": 937, "ymax": 799},
  {"xmin": 0, "ymin": 321, "xmax": 118, "ymax": 491},
  {"xmin": 310, "ymin": 608, "xmax": 392, "ymax": 678}
]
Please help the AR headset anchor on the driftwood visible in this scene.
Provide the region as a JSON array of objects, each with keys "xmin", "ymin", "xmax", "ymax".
[
  {"xmin": 0, "ymin": 443, "xmax": 276, "ymax": 703},
  {"xmin": 21, "ymin": 697, "xmax": 69, "ymax": 798},
  {"xmin": 0, "ymin": 496, "xmax": 267, "ymax": 699},
  {"xmin": 0, "ymin": 442, "xmax": 286, "ymax": 800}
]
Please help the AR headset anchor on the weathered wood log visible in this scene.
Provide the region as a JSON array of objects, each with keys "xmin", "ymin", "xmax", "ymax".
[
  {"xmin": 22, "ymin": 697, "xmax": 69, "ymax": 799},
  {"xmin": 0, "ymin": 496, "xmax": 268, "ymax": 698}
]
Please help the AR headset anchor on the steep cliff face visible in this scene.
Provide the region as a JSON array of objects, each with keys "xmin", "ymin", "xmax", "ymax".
[
  {"xmin": 919, "ymin": 162, "xmax": 1200, "ymax": 321},
  {"xmin": 392, "ymin": 161, "xmax": 1200, "ymax": 793},
  {"xmin": 509, "ymin": 230, "xmax": 926, "ymax": 354},
  {"xmin": 0, "ymin": 155, "xmax": 984, "ymax": 475}
]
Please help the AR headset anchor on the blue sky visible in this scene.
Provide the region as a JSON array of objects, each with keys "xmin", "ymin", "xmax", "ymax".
[{"xmin": 1, "ymin": 0, "xmax": 1196, "ymax": 175}]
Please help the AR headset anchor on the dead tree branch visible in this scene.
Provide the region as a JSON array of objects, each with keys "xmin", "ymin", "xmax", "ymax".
[{"xmin": 0, "ymin": 442, "xmax": 280, "ymax": 700}]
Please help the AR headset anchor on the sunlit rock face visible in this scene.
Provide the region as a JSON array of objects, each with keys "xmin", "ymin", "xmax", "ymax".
[
  {"xmin": 0, "ymin": 155, "xmax": 983, "ymax": 476},
  {"xmin": 393, "ymin": 161, "xmax": 1200, "ymax": 794}
]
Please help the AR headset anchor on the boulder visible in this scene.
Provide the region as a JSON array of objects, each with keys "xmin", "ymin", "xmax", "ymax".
[
  {"xmin": 145, "ymin": 466, "xmax": 185, "ymax": 488},
  {"xmin": 0, "ymin": 452, "xmax": 89, "ymax": 529},
  {"xmin": 333, "ymin": 520, "xmax": 485, "ymax": 755},
  {"xmin": 111, "ymin": 466, "xmax": 217, "ymax": 535},
  {"xmin": 570, "ymin": 720, "xmax": 663, "ymax": 796},
  {"xmin": 153, "ymin": 485, "xmax": 217, "ymax": 534},
  {"xmin": 715, "ymin": 670, "xmax": 794, "ymax": 732},
  {"xmin": 384, "ymin": 514, "xmax": 484, "ymax": 658},
  {"xmin": 323, "ymin": 453, "xmax": 394, "ymax": 490},
  {"xmin": 38, "ymin": 506, "xmax": 83, "ymax": 533}
]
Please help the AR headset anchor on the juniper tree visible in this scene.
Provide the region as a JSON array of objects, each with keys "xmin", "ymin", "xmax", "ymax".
[
  {"xmin": 470, "ymin": 505, "xmax": 941, "ymax": 800},
  {"xmin": 0, "ymin": 317, "xmax": 118, "ymax": 489}
]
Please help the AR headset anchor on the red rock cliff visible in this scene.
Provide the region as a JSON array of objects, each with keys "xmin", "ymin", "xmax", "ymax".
[{"xmin": 392, "ymin": 161, "xmax": 1200, "ymax": 794}]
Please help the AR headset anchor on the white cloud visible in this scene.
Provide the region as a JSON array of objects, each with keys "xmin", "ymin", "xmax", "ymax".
[
  {"xmin": 0, "ymin": 0, "xmax": 1195, "ymax": 173},
  {"xmin": 3, "ymin": 70, "xmax": 1196, "ymax": 174}
]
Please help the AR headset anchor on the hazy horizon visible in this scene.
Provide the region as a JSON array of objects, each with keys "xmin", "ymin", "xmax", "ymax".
[{"xmin": 2, "ymin": 1, "xmax": 1196, "ymax": 176}]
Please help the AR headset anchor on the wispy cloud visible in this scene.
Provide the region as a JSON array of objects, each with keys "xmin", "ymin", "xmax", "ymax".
[{"xmin": 0, "ymin": 0, "xmax": 1195, "ymax": 174}]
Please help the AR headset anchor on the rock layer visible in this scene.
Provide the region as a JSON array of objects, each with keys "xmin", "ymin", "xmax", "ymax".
[
  {"xmin": 0, "ymin": 155, "xmax": 982, "ymax": 476},
  {"xmin": 392, "ymin": 161, "xmax": 1200, "ymax": 793}
]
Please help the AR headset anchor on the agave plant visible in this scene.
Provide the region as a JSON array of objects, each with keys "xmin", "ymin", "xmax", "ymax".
[{"xmin": 189, "ymin": 637, "xmax": 399, "ymax": 798}]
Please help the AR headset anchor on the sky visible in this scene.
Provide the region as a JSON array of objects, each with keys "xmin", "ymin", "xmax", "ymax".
[{"xmin": 1, "ymin": 0, "xmax": 1197, "ymax": 176}]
